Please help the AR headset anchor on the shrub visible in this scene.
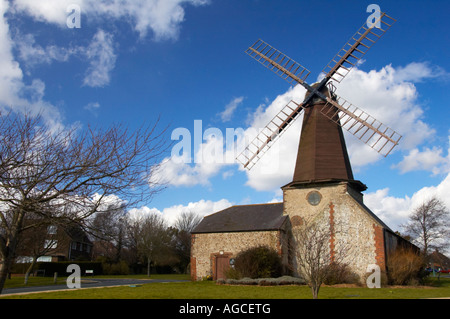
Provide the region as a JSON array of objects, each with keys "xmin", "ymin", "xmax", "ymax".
[
  {"xmin": 44, "ymin": 261, "xmax": 102, "ymax": 276},
  {"xmin": 387, "ymin": 248, "xmax": 426, "ymax": 285},
  {"xmin": 225, "ymin": 267, "xmax": 241, "ymax": 280},
  {"xmin": 231, "ymin": 246, "xmax": 283, "ymax": 279},
  {"xmin": 322, "ymin": 262, "xmax": 360, "ymax": 285},
  {"xmin": 101, "ymin": 260, "xmax": 129, "ymax": 275},
  {"xmin": 217, "ymin": 276, "xmax": 305, "ymax": 286}
]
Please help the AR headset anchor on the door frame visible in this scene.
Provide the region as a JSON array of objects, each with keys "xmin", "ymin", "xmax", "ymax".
[{"xmin": 211, "ymin": 252, "xmax": 232, "ymax": 280}]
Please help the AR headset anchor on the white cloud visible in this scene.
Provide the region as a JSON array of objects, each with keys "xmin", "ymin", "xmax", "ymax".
[
  {"xmin": 84, "ymin": 101, "xmax": 100, "ymax": 111},
  {"xmin": 0, "ymin": 0, "xmax": 63, "ymax": 129},
  {"xmin": 0, "ymin": 0, "xmax": 24, "ymax": 105},
  {"xmin": 334, "ymin": 64, "xmax": 439, "ymax": 168},
  {"xmin": 82, "ymin": 29, "xmax": 116, "ymax": 87},
  {"xmin": 393, "ymin": 138, "xmax": 450, "ymax": 175},
  {"xmin": 219, "ymin": 96, "xmax": 244, "ymax": 122},
  {"xmin": 15, "ymin": 33, "xmax": 75, "ymax": 66},
  {"xmin": 84, "ymin": 101, "xmax": 101, "ymax": 116},
  {"xmin": 128, "ymin": 198, "xmax": 232, "ymax": 225},
  {"xmin": 393, "ymin": 62, "xmax": 448, "ymax": 83},
  {"xmin": 154, "ymin": 134, "xmax": 228, "ymax": 187},
  {"xmin": 12, "ymin": 0, "xmax": 75, "ymax": 26},
  {"xmin": 365, "ymin": 173, "xmax": 450, "ymax": 232},
  {"xmin": 13, "ymin": 0, "xmax": 210, "ymax": 40},
  {"xmin": 14, "ymin": 29, "xmax": 116, "ymax": 88}
]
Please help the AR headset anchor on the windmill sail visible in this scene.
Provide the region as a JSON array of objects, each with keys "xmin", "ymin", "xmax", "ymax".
[
  {"xmin": 246, "ymin": 39, "xmax": 311, "ymax": 87},
  {"xmin": 321, "ymin": 94, "xmax": 402, "ymax": 156},
  {"xmin": 238, "ymin": 11, "xmax": 400, "ymax": 169},
  {"xmin": 321, "ymin": 11, "xmax": 396, "ymax": 83},
  {"xmin": 236, "ymin": 101, "xmax": 304, "ymax": 169}
]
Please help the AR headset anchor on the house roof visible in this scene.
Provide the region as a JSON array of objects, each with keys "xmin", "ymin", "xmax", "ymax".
[
  {"xmin": 429, "ymin": 250, "xmax": 450, "ymax": 268},
  {"xmin": 192, "ymin": 202, "xmax": 287, "ymax": 234}
]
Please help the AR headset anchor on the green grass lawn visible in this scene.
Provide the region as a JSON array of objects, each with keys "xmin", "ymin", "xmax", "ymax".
[
  {"xmin": 1, "ymin": 276, "xmax": 449, "ymax": 299},
  {"xmin": 2, "ymin": 274, "xmax": 189, "ymax": 289}
]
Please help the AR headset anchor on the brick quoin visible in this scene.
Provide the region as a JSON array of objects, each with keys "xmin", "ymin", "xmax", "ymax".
[
  {"xmin": 190, "ymin": 234, "xmax": 197, "ymax": 280},
  {"xmin": 329, "ymin": 202, "xmax": 335, "ymax": 263},
  {"xmin": 373, "ymin": 224, "xmax": 386, "ymax": 271},
  {"xmin": 190, "ymin": 257, "xmax": 197, "ymax": 281}
]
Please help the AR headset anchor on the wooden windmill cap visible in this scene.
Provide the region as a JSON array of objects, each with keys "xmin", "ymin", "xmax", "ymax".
[{"xmin": 303, "ymin": 82, "xmax": 335, "ymax": 102}]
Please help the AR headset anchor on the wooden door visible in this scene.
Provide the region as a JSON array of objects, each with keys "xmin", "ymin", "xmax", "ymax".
[{"xmin": 215, "ymin": 256, "xmax": 230, "ymax": 280}]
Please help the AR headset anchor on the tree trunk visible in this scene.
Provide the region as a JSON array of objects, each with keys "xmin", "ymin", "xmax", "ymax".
[
  {"xmin": 147, "ymin": 257, "xmax": 151, "ymax": 277},
  {"xmin": 0, "ymin": 254, "xmax": 14, "ymax": 294},
  {"xmin": 311, "ymin": 285, "xmax": 320, "ymax": 299},
  {"xmin": 24, "ymin": 256, "xmax": 38, "ymax": 284},
  {"xmin": 0, "ymin": 213, "xmax": 24, "ymax": 294}
]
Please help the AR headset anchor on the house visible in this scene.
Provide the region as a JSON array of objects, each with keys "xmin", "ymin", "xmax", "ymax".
[
  {"xmin": 191, "ymin": 86, "xmax": 417, "ymax": 282},
  {"xmin": 16, "ymin": 221, "xmax": 93, "ymax": 263},
  {"xmin": 428, "ymin": 250, "xmax": 450, "ymax": 271}
]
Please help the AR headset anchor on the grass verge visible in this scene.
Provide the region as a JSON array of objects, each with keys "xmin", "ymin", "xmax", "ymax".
[{"xmin": 1, "ymin": 277, "xmax": 449, "ymax": 299}]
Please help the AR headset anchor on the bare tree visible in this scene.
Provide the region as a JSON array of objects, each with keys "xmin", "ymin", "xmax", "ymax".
[
  {"xmin": 128, "ymin": 213, "xmax": 174, "ymax": 276},
  {"xmin": 291, "ymin": 218, "xmax": 351, "ymax": 299},
  {"xmin": 0, "ymin": 112, "xmax": 168, "ymax": 293},
  {"xmin": 173, "ymin": 211, "xmax": 202, "ymax": 273},
  {"xmin": 402, "ymin": 196, "xmax": 449, "ymax": 256},
  {"xmin": 89, "ymin": 204, "xmax": 127, "ymax": 262}
]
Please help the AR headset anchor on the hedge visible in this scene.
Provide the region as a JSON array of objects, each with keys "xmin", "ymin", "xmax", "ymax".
[{"xmin": 12, "ymin": 261, "xmax": 103, "ymax": 277}]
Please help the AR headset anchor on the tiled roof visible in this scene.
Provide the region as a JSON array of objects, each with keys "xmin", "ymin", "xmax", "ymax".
[{"xmin": 192, "ymin": 202, "xmax": 287, "ymax": 233}]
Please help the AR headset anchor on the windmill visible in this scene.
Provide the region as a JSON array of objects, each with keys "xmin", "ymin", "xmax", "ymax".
[{"xmin": 236, "ymin": 11, "xmax": 401, "ymax": 171}]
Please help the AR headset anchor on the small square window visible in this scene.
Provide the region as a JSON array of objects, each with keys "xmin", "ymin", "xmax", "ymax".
[
  {"xmin": 44, "ymin": 240, "xmax": 57, "ymax": 249},
  {"xmin": 47, "ymin": 225, "xmax": 57, "ymax": 234}
]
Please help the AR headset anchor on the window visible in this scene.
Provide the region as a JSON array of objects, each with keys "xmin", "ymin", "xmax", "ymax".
[
  {"xmin": 37, "ymin": 256, "xmax": 52, "ymax": 262},
  {"xmin": 44, "ymin": 240, "xmax": 57, "ymax": 249},
  {"xmin": 72, "ymin": 242, "xmax": 77, "ymax": 250},
  {"xmin": 47, "ymin": 225, "xmax": 57, "ymax": 234}
]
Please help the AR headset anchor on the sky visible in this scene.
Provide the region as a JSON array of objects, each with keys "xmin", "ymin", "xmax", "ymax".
[{"xmin": 1, "ymin": 0, "xmax": 449, "ymax": 234}]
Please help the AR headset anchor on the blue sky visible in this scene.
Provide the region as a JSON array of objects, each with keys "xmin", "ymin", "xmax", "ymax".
[{"xmin": 1, "ymin": 0, "xmax": 449, "ymax": 232}]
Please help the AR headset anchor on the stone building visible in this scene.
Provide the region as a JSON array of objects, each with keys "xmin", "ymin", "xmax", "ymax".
[
  {"xmin": 191, "ymin": 203, "xmax": 291, "ymax": 280},
  {"xmin": 190, "ymin": 87, "xmax": 416, "ymax": 282}
]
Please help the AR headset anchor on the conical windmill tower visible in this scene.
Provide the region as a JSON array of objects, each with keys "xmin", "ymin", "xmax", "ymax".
[{"xmin": 236, "ymin": 11, "xmax": 404, "ymax": 277}]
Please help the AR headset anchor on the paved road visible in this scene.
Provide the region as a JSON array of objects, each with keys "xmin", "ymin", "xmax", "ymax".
[{"xmin": 1, "ymin": 278, "xmax": 188, "ymax": 296}]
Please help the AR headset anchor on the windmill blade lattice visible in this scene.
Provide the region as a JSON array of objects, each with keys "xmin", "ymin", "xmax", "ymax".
[
  {"xmin": 320, "ymin": 94, "xmax": 402, "ymax": 156},
  {"xmin": 322, "ymin": 11, "xmax": 396, "ymax": 83},
  {"xmin": 246, "ymin": 39, "xmax": 311, "ymax": 87},
  {"xmin": 236, "ymin": 100, "xmax": 304, "ymax": 169}
]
